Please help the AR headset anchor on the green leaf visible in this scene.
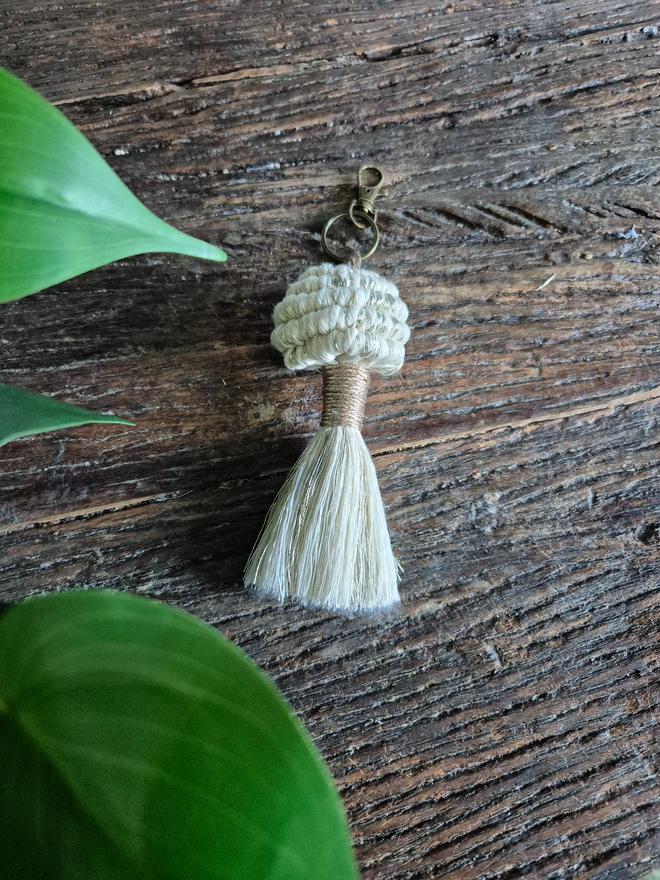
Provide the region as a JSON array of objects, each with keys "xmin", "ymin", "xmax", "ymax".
[
  {"xmin": 0, "ymin": 66, "xmax": 226, "ymax": 303},
  {"xmin": 0, "ymin": 382, "xmax": 133, "ymax": 447},
  {"xmin": 0, "ymin": 590, "xmax": 358, "ymax": 880}
]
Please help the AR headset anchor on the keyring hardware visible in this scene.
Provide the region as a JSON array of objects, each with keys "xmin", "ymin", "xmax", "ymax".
[
  {"xmin": 321, "ymin": 209, "xmax": 380, "ymax": 262},
  {"xmin": 320, "ymin": 165, "xmax": 385, "ymax": 262},
  {"xmin": 348, "ymin": 165, "xmax": 385, "ymax": 229}
]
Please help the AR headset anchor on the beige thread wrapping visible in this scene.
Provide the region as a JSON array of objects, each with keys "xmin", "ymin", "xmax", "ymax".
[{"xmin": 321, "ymin": 365, "xmax": 370, "ymax": 430}]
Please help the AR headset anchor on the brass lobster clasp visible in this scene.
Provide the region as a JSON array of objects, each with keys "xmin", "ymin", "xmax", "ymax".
[{"xmin": 349, "ymin": 165, "xmax": 385, "ymax": 228}]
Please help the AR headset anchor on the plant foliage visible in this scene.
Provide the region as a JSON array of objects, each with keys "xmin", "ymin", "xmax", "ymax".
[
  {"xmin": 0, "ymin": 383, "xmax": 132, "ymax": 446},
  {"xmin": 0, "ymin": 590, "xmax": 358, "ymax": 880},
  {"xmin": 0, "ymin": 66, "xmax": 225, "ymax": 305}
]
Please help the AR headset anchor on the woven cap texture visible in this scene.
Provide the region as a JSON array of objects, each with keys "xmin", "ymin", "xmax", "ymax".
[{"xmin": 271, "ymin": 263, "xmax": 410, "ymax": 376}]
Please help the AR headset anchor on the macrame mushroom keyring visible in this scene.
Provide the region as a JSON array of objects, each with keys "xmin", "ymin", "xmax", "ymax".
[{"xmin": 245, "ymin": 167, "xmax": 411, "ymax": 613}]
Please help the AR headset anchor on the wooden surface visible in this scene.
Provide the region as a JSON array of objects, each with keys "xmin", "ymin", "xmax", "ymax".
[{"xmin": 2, "ymin": 1, "xmax": 660, "ymax": 876}]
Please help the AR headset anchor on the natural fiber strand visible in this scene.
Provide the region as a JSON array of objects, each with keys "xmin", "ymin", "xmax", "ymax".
[{"xmin": 244, "ymin": 424, "xmax": 401, "ymax": 612}]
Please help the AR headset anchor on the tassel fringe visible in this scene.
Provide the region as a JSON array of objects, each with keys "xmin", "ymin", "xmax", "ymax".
[{"xmin": 245, "ymin": 426, "xmax": 400, "ymax": 613}]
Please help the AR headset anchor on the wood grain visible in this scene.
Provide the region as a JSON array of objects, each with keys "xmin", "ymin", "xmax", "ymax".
[{"xmin": 1, "ymin": 1, "xmax": 660, "ymax": 876}]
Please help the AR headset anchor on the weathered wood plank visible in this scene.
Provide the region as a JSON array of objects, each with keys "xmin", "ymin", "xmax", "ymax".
[
  {"xmin": 1, "ymin": 395, "xmax": 659, "ymax": 876},
  {"xmin": 1, "ymin": 0, "xmax": 659, "ymax": 877}
]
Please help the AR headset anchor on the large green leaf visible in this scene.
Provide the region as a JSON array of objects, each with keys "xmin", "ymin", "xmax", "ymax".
[
  {"xmin": 0, "ymin": 382, "xmax": 133, "ymax": 447},
  {"xmin": 0, "ymin": 590, "xmax": 358, "ymax": 880},
  {"xmin": 0, "ymin": 66, "xmax": 226, "ymax": 303}
]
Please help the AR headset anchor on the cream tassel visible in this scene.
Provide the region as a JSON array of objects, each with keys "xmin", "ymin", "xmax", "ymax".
[{"xmin": 245, "ymin": 262, "xmax": 410, "ymax": 613}]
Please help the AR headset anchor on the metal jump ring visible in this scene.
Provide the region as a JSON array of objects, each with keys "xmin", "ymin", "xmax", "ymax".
[
  {"xmin": 321, "ymin": 210, "xmax": 380, "ymax": 262},
  {"xmin": 348, "ymin": 200, "xmax": 375, "ymax": 230}
]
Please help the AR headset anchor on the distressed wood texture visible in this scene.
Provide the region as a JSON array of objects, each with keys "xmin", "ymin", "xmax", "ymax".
[{"xmin": 2, "ymin": 1, "xmax": 660, "ymax": 877}]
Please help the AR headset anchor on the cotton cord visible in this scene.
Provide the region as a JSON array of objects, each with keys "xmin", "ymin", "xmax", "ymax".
[
  {"xmin": 271, "ymin": 263, "xmax": 410, "ymax": 375},
  {"xmin": 244, "ymin": 425, "xmax": 401, "ymax": 612},
  {"xmin": 346, "ymin": 251, "xmax": 362, "ymax": 270},
  {"xmin": 245, "ymin": 262, "xmax": 410, "ymax": 613}
]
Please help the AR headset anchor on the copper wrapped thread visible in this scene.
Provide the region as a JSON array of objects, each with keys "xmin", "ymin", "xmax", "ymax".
[{"xmin": 321, "ymin": 364, "xmax": 370, "ymax": 431}]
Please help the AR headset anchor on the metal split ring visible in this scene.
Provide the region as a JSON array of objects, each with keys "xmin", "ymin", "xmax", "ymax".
[{"xmin": 321, "ymin": 209, "xmax": 380, "ymax": 262}]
